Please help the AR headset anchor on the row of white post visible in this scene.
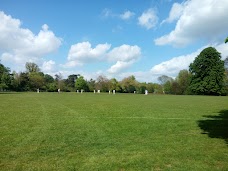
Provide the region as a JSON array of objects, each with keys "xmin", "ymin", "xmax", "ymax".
[{"xmin": 37, "ymin": 88, "xmax": 148, "ymax": 95}]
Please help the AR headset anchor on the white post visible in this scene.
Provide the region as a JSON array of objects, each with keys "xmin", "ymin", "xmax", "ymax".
[
  {"xmin": 37, "ymin": 88, "xmax": 39, "ymax": 93},
  {"xmin": 98, "ymin": 90, "xmax": 100, "ymax": 93},
  {"xmin": 81, "ymin": 89, "xmax": 83, "ymax": 93},
  {"xmin": 145, "ymin": 90, "xmax": 148, "ymax": 95},
  {"xmin": 77, "ymin": 90, "xmax": 79, "ymax": 93},
  {"xmin": 109, "ymin": 90, "xmax": 111, "ymax": 94},
  {"xmin": 94, "ymin": 90, "xmax": 96, "ymax": 93},
  {"xmin": 113, "ymin": 90, "xmax": 115, "ymax": 95},
  {"xmin": 134, "ymin": 91, "xmax": 136, "ymax": 94}
]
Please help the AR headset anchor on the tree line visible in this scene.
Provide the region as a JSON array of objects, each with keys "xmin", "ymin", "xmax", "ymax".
[{"xmin": 0, "ymin": 47, "xmax": 227, "ymax": 95}]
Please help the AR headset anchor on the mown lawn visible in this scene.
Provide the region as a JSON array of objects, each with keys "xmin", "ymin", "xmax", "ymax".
[{"xmin": 0, "ymin": 92, "xmax": 227, "ymax": 170}]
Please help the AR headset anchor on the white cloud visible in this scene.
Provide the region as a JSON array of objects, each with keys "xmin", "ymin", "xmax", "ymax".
[
  {"xmin": 107, "ymin": 44, "xmax": 141, "ymax": 62},
  {"xmin": 42, "ymin": 60, "xmax": 56, "ymax": 72},
  {"xmin": 155, "ymin": 0, "xmax": 228, "ymax": 47},
  {"xmin": 118, "ymin": 43, "xmax": 228, "ymax": 83},
  {"xmin": 120, "ymin": 10, "xmax": 135, "ymax": 20},
  {"xmin": 107, "ymin": 44, "xmax": 141, "ymax": 74},
  {"xmin": 161, "ymin": 2, "xmax": 184, "ymax": 24},
  {"xmin": 138, "ymin": 8, "xmax": 158, "ymax": 29},
  {"xmin": 150, "ymin": 43, "xmax": 228, "ymax": 77},
  {"xmin": 107, "ymin": 61, "xmax": 134, "ymax": 74},
  {"xmin": 64, "ymin": 42, "xmax": 141, "ymax": 74},
  {"xmin": 66, "ymin": 42, "xmax": 111, "ymax": 67},
  {"xmin": 0, "ymin": 11, "xmax": 62, "ymax": 70}
]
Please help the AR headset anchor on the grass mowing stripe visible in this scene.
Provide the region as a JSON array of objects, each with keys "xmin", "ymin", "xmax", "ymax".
[{"xmin": 0, "ymin": 93, "xmax": 227, "ymax": 170}]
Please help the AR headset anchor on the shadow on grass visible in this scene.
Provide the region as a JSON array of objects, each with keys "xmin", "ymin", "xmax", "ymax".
[{"xmin": 198, "ymin": 110, "xmax": 228, "ymax": 144}]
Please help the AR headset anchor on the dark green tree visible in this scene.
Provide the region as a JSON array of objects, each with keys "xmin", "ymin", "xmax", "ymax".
[
  {"xmin": 65, "ymin": 74, "xmax": 80, "ymax": 89},
  {"xmin": 189, "ymin": 47, "xmax": 225, "ymax": 95},
  {"xmin": 225, "ymin": 37, "xmax": 228, "ymax": 43},
  {"xmin": 0, "ymin": 63, "xmax": 12, "ymax": 91}
]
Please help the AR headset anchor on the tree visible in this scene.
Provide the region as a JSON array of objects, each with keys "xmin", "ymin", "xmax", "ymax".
[
  {"xmin": 0, "ymin": 63, "xmax": 12, "ymax": 91},
  {"xmin": 29, "ymin": 72, "xmax": 45, "ymax": 91},
  {"xmin": 65, "ymin": 74, "xmax": 80, "ymax": 89},
  {"xmin": 176, "ymin": 70, "xmax": 191, "ymax": 94},
  {"xmin": 157, "ymin": 75, "xmax": 173, "ymax": 85},
  {"xmin": 75, "ymin": 76, "xmax": 89, "ymax": 91},
  {"xmin": 109, "ymin": 78, "xmax": 121, "ymax": 92},
  {"xmin": 95, "ymin": 75, "xmax": 110, "ymax": 92},
  {"xmin": 120, "ymin": 75, "xmax": 137, "ymax": 93},
  {"xmin": 146, "ymin": 83, "xmax": 155, "ymax": 93},
  {"xmin": 189, "ymin": 47, "xmax": 225, "ymax": 95},
  {"xmin": 136, "ymin": 82, "xmax": 147, "ymax": 94},
  {"xmin": 25, "ymin": 62, "xmax": 40, "ymax": 73},
  {"xmin": 87, "ymin": 79, "xmax": 96, "ymax": 92},
  {"xmin": 225, "ymin": 37, "xmax": 228, "ymax": 43}
]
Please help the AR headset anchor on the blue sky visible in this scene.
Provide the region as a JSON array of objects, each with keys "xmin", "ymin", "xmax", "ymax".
[{"xmin": 0, "ymin": 0, "xmax": 228, "ymax": 82}]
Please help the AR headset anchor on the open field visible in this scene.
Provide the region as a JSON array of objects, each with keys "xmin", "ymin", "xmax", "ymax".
[{"xmin": 0, "ymin": 92, "xmax": 228, "ymax": 170}]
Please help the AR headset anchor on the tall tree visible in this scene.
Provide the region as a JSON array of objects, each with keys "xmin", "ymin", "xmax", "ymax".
[
  {"xmin": 25, "ymin": 62, "xmax": 40, "ymax": 73},
  {"xmin": 189, "ymin": 47, "xmax": 225, "ymax": 95}
]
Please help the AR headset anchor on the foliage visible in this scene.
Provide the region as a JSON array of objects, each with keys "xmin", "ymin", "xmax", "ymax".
[
  {"xmin": 176, "ymin": 69, "xmax": 191, "ymax": 94},
  {"xmin": 136, "ymin": 82, "xmax": 147, "ymax": 94},
  {"xmin": 189, "ymin": 47, "xmax": 225, "ymax": 95},
  {"xmin": 120, "ymin": 75, "xmax": 137, "ymax": 93},
  {"xmin": 109, "ymin": 78, "xmax": 122, "ymax": 92},
  {"xmin": 0, "ymin": 63, "xmax": 12, "ymax": 90},
  {"xmin": 158, "ymin": 75, "xmax": 173, "ymax": 85},
  {"xmin": 75, "ymin": 76, "xmax": 89, "ymax": 91},
  {"xmin": 86, "ymin": 79, "xmax": 96, "ymax": 92},
  {"xmin": 95, "ymin": 75, "xmax": 110, "ymax": 92},
  {"xmin": 225, "ymin": 37, "xmax": 228, "ymax": 43},
  {"xmin": 25, "ymin": 62, "xmax": 40, "ymax": 73}
]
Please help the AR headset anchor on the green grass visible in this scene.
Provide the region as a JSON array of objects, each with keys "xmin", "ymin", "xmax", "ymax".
[{"xmin": 0, "ymin": 92, "xmax": 228, "ymax": 170}]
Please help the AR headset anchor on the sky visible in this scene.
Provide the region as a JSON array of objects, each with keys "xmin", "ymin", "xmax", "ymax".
[{"xmin": 0, "ymin": 0, "xmax": 228, "ymax": 82}]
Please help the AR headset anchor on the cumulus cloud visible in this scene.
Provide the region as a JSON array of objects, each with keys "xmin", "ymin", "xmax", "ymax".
[
  {"xmin": 107, "ymin": 44, "xmax": 141, "ymax": 62},
  {"xmin": 107, "ymin": 61, "xmax": 134, "ymax": 74},
  {"xmin": 161, "ymin": 2, "xmax": 184, "ymax": 24},
  {"xmin": 65, "ymin": 42, "xmax": 111, "ymax": 67},
  {"xmin": 155, "ymin": 0, "xmax": 228, "ymax": 47},
  {"xmin": 0, "ymin": 11, "xmax": 61, "ymax": 70},
  {"xmin": 64, "ymin": 42, "xmax": 141, "ymax": 74},
  {"xmin": 42, "ymin": 60, "xmax": 56, "ymax": 72},
  {"xmin": 107, "ymin": 44, "xmax": 141, "ymax": 74},
  {"xmin": 138, "ymin": 8, "xmax": 158, "ymax": 29},
  {"xmin": 118, "ymin": 43, "xmax": 228, "ymax": 83},
  {"xmin": 120, "ymin": 10, "xmax": 135, "ymax": 20},
  {"xmin": 150, "ymin": 43, "xmax": 228, "ymax": 77}
]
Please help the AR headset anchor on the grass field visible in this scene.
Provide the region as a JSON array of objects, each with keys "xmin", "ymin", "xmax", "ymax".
[{"xmin": 0, "ymin": 92, "xmax": 228, "ymax": 170}]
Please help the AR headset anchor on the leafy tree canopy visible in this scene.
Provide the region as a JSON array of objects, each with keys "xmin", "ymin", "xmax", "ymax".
[{"xmin": 189, "ymin": 47, "xmax": 225, "ymax": 95}]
